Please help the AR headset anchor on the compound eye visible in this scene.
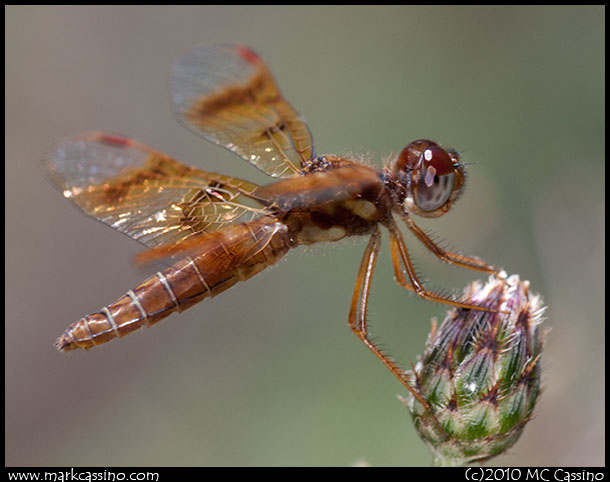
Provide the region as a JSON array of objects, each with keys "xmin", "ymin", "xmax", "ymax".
[{"xmin": 415, "ymin": 146, "xmax": 456, "ymax": 211}]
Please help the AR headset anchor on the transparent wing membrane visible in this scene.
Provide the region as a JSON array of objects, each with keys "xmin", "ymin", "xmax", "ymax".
[
  {"xmin": 42, "ymin": 131, "xmax": 267, "ymax": 249},
  {"xmin": 171, "ymin": 43, "xmax": 314, "ymax": 178}
]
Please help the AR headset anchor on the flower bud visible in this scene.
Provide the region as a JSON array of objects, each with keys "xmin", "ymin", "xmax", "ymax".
[{"xmin": 402, "ymin": 272, "xmax": 547, "ymax": 466}]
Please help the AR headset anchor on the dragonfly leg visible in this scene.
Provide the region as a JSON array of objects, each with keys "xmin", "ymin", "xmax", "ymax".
[
  {"xmin": 348, "ymin": 226, "xmax": 439, "ymax": 422},
  {"xmin": 398, "ymin": 211, "xmax": 497, "ymax": 274},
  {"xmin": 388, "ymin": 218, "xmax": 497, "ymax": 312}
]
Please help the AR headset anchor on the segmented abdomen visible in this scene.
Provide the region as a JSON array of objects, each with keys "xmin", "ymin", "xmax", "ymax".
[{"xmin": 56, "ymin": 217, "xmax": 291, "ymax": 351}]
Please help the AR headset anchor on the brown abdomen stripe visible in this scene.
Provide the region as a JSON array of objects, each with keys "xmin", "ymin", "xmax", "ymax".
[
  {"xmin": 187, "ymin": 256, "xmax": 211, "ymax": 295},
  {"xmin": 156, "ymin": 271, "xmax": 180, "ymax": 308},
  {"xmin": 126, "ymin": 289, "xmax": 149, "ymax": 324},
  {"xmin": 56, "ymin": 216, "xmax": 292, "ymax": 351}
]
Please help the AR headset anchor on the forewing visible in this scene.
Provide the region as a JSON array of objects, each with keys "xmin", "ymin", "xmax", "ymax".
[
  {"xmin": 171, "ymin": 43, "xmax": 314, "ymax": 178},
  {"xmin": 42, "ymin": 131, "xmax": 266, "ymax": 249}
]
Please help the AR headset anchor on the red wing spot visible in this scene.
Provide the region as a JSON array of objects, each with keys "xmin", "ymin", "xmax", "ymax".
[
  {"xmin": 98, "ymin": 133, "xmax": 131, "ymax": 148},
  {"xmin": 236, "ymin": 45, "xmax": 261, "ymax": 65}
]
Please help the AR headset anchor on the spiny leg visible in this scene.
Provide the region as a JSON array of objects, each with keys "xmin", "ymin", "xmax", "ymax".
[
  {"xmin": 348, "ymin": 227, "xmax": 443, "ymax": 431},
  {"xmin": 398, "ymin": 211, "xmax": 497, "ymax": 274},
  {"xmin": 387, "ymin": 218, "xmax": 497, "ymax": 312}
]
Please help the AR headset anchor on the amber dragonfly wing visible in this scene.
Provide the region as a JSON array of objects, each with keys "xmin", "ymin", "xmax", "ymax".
[
  {"xmin": 41, "ymin": 131, "xmax": 268, "ymax": 250},
  {"xmin": 170, "ymin": 43, "xmax": 315, "ymax": 178}
]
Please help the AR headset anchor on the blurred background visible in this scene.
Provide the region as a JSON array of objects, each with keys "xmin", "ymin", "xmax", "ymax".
[{"xmin": 6, "ymin": 6, "xmax": 604, "ymax": 466}]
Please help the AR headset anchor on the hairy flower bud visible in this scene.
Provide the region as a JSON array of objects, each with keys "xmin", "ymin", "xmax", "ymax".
[{"xmin": 402, "ymin": 272, "xmax": 547, "ymax": 466}]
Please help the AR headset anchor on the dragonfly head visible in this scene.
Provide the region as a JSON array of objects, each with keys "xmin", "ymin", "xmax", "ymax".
[{"xmin": 391, "ymin": 140, "xmax": 466, "ymax": 218}]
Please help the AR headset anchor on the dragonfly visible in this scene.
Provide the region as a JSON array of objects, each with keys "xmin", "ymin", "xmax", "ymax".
[{"xmin": 43, "ymin": 44, "xmax": 497, "ymax": 405}]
